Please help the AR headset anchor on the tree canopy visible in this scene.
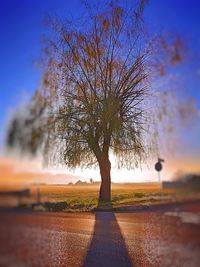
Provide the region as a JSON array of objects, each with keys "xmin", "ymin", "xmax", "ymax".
[{"xmin": 6, "ymin": 0, "xmax": 184, "ymax": 202}]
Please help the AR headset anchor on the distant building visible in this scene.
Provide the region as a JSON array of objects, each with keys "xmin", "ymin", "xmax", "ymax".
[{"xmin": 75, "ymin": 180, "xmax": 87, "ymax": 185}]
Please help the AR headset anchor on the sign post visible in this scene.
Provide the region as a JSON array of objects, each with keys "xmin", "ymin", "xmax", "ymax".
[
  {"xmin": 155, "ymin": 158, "xmax": 165, "ymax": 202},
  {"xmin": 155, "ymin": 158, "xmax": 165, "ymax": 185}
]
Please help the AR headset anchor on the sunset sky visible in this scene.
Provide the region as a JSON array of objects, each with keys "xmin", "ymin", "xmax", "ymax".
[{"xmin": 0, "ymin": 0, "xmax": 200, "ymax": 184}]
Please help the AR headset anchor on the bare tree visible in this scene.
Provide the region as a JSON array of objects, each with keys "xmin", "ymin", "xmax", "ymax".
[{"xmin": 7, "ymin": 0, "xmax": 177, "ymax": 204}]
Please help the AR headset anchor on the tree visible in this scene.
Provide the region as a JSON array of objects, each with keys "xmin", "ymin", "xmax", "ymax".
[{"xmin": 7, "ymin": 0, "xmax": 182, "ymax": 204}]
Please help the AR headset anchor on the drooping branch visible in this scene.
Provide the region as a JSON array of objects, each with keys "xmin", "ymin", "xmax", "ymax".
[{"xmin": 8, "ymin": 0, "xmax": 177, "ymax": 170}]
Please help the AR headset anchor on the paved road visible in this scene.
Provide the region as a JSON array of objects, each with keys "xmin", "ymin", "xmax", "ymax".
[{"xmin": 0, "ymin": 201, "xmax": 200, "ymax": 267}]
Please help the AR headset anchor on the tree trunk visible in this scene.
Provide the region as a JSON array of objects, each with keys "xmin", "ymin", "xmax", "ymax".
[{"xmin": 98, "ymin": 157, "xmax": 111, "ymax": 204}]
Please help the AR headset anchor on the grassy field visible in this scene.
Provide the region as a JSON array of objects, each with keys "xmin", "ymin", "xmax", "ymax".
[
  {"xmin": 1, "ymin": 182, "xmax": 198, "ymax": 211},
  {"xmin": 28, "ymin": 183, "xmax": 175, "ymax": 211},
  {"xmin": 3, "ymin": 183, "xmax": 200, "ymax": 211}
]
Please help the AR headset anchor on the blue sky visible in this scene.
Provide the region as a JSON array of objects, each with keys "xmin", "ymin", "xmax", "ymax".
[{"xmin": 0, "ymin": 0, "xmax": 200, "ymax": 162}]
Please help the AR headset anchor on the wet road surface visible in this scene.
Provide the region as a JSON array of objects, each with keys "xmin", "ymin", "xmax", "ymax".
[{"xmin": 0, "ymin": 201, "xmax": 200, "ymax": 267}]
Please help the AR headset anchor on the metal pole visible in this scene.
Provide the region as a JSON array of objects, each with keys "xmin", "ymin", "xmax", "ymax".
[
  {"xmin": 159, "ymin": 171, "xmax": 163, "ymax": 203},
  {"xmin": 158, "ymin": 171, "xmax": 161, "ymax": 184}
]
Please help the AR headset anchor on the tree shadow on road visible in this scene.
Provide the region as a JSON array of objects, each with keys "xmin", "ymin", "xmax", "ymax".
[{"xmin": 82, "ymin": 212, "xmax": 132, "ymax": 267}]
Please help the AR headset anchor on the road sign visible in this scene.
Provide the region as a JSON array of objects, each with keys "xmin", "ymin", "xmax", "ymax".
[{"xmin": 155, "ymin": 161, "xmax": 162, "ymax": 172}]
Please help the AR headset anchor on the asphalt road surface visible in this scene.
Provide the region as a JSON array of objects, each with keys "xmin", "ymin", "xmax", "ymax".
[{"xmin": 0, "ymin": 201, "xmax": 200, "ymax": 267}]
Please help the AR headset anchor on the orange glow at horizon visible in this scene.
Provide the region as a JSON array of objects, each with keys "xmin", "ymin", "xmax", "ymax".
[{"xmin": 0, "ymin": 156, "xmax": 81, "ymax": 186}]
